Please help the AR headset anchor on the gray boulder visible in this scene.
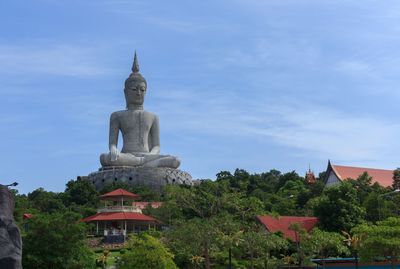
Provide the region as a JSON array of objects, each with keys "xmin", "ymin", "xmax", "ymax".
[{"xmin": 0, "ymin": 185, "xmax": 22, "ymax": 269}]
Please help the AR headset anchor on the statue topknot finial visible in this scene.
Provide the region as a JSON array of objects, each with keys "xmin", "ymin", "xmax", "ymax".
[
  {"xmin": 125, "ymin": 51, "xmax": 147, "ymax": 88},
  {"xmin": 132, "ymin": 51, "xmax": 140, "ymax": 73}
]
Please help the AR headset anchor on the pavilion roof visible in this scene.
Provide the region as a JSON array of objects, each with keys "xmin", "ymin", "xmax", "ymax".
[
  {"xmin": 328, "ymin": 161, "xmax": 393, "ymax": 187},
  {"xmin": 100, "ymin": 188, "xmax": 140, "ymax": 200},
  {"xmin": 256, "ymin": 215, "xmax": 318, "ymax": 242},
  {"xmin": 81, "ymin": 212, "xmax": 157, "ymax": 223}
]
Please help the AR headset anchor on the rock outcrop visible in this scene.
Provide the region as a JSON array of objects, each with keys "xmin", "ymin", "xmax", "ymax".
[{"xmin": 0, "ymin": 185, "xmax": 22, "ymax": 269}]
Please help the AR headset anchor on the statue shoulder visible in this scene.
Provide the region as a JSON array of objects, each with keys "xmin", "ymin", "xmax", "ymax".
[
  {"xmin": 143, "ymin": 111, "xmax": 158, "ymax": 120},
  {"xmin": 110, "ymin": 110, "xmax": 125, "ymax": 120}
]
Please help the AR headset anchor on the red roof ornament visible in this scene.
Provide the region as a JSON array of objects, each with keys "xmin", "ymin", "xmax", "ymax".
[{"xmin": 23, "ymin": 213, "xmax": 32, "ymax": 219}]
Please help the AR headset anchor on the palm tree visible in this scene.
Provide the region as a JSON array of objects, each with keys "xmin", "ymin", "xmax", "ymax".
[{"xmin": 342, "ymin": 231, "xmax": 364, "ymax": 269}]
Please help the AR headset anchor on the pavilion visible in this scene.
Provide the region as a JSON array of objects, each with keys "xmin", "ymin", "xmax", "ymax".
[{"xmin": 81, "ymin": 188, "xmax": 159, "ymax": 242}]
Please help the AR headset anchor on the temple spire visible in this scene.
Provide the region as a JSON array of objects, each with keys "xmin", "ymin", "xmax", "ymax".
[{"xmin": 132, "ymin": 51, "xmax": 140, "ymax": 73}]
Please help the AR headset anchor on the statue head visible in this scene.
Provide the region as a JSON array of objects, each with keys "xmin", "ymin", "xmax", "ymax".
[{"xmin": 124, "ymin": 52, "xmax": 147, "ymax": 108}]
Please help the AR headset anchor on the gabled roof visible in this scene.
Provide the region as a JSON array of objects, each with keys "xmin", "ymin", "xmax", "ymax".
[
  {"xmin": 81, "ymin": 212, "xmax": 157, "ymax": 223},
  {"xmin": 327, "ymin": 161, "xmax": 393, "ymax": 187},
  {"xmin": 100, "ymin": 188, "xmax": 140, "ymax": 200},
  {"xmin": 256, "ymin": 215, "xmax": 318, "ymax": 242}
]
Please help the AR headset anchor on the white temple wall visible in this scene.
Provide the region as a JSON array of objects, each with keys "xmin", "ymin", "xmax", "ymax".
[{"xmin": 326, "ymin": 171, "xmax": 340, "ymax": 187}]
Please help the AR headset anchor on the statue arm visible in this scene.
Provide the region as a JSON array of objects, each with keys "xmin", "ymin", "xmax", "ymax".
[
  {"xmin": 149, "ymin": 115, "xmax": 160, "ymax": 154},
  {"xmin": 109, "ymin": 113, "xmax": 120, "ymax": 160}
]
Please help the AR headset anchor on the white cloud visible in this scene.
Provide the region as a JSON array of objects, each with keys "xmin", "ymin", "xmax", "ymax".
[
  {"xmin": 0, "ymin": 45, "xmax": 113, "ymax": 77},
  {"xmin": 152, "ymin": 88, "xmax": 400, "ymax": 165}
]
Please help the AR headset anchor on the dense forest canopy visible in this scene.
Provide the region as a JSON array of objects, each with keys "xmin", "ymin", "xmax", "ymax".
[{"xmin": 13, "ymin": 168, "xmax": 400, "ymax": 269}]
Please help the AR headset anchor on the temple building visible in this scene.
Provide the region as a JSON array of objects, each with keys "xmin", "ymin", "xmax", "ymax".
[
  {"xmin": 81, "ymin": 188, "xmax": 160, "ymax": 243},
  {"xmin": 305, "ymin": 168, "xmax": 317, "ymax": 184},
  {"xmin": 256, "ymin": 215, "xmax": 318, "ymax": 242},
  {"xmin": 325, "ymin": 160, "xmax": 394, "ymax": 188}
]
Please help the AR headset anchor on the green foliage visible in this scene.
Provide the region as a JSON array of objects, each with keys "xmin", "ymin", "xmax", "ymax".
[
  {"xmin": 63, "ymin": 178, "xmax": 99, "ymax": 207},
  {"xmin": 241, "ymin": 230, "xmax": 288, "ymax": 269},
  {"xmin": 22, "ymin": 211, "xmax": 95, "ymax": 269},
  {"xmin": 27, "ymin": 187, "xmax": 66, "ymax": 213},
  {"xmin": 313, "ymin": 181, "xmax": 365, "ymax": 232},
  {"xmin": 363, "ymin": 192, "xmax": 397, "ymax": 222},
  {"xmin": 118, "ymin": 233, "xmax": 177, "ymax": 269},
  {"xmin": 392, "ymin": 168, "xmax": 400, "ymax": 190},
  {"xmin": 353, "ymin": 217, "xmax": 400, "ymax": 263},
  {"xmin": 17, "ymin": 166, "xmax": 400, "ymax": 269},
  {"xmin": 166, "ymin": 217, "xmax": 219, "ymax": 268},
  {"xmin": 303, "ymin": 228, "xmax": 349, "ymax": 259}
]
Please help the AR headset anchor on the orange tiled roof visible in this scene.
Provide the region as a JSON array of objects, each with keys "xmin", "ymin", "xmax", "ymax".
[
  {"xmin": 331, "ymin": 164, "xmax": 393, "ymax": 187},
  {"xmin": 256, "ymin": 215, "xmax": 318, "ymax": 242}
]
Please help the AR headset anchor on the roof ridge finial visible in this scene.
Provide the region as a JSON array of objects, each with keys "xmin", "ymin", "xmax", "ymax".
[{"xmin": 132, "ymin": 51, "xmax": 140, "ymax": 73}]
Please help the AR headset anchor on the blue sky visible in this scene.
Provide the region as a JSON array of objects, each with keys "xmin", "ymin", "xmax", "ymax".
[{"xmin": 1, "ymin": 0, "xmax": 400, "ymax": 194}]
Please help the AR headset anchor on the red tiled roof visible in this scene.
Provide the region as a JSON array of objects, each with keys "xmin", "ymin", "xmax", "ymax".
[
  {"xmin": 331, "ymin": 164, "xmax": 393, "ymax": 187},
  {"xmin": 256, "ymin": 215, "xmax": 318, "ymax": 242},
  {"xmin": 81, "ymin": 212, "xmax": 157, "ymax": 222},
  {"xmin": 100, "ymin": 188, "xmax": 140, "ymax": 200},
  {"xmin": 132, "ymin": 202, "xmax": 163, "ymax": 209}
]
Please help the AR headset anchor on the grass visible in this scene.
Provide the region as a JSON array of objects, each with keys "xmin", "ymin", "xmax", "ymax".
[{"xmin": 107, "ymin": 251, "xmax": 121, "ymax": 266}]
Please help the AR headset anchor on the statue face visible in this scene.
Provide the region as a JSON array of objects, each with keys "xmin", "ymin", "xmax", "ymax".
[{"xmin": 124, "ymin": 81, "xmax": 147, "ymax": 105}]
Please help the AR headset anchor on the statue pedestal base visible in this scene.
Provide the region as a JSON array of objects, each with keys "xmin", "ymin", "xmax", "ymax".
[{"xmin": 87, "ymin": 166, "xmax": 193, "ymax": 191}]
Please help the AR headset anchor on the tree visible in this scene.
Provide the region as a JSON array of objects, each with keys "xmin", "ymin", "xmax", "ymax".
[
  {"xmin": 166, "ymin": 217, "xmax": 218, "ymax": 269},
  {"xmin": 303, "ymin": 229, "xmax": 349, "ymax": 267},
  {"xmin": 119, "ymin": 233, "xmax": 177, "ymax": 269},
  {"xmin": 313, "ymin": 181, "xmax": 365, "ymax": 232},
  {"xmin": 276, "ymin": 171, "xmax": 304, "ymax": 192},
  {"xmin": 22, "ymin": 211, "xmax": 95, "ymax": 269},
  {"xmin": 215, "ymin": 215, "xmax": 243, "ymax": 269},
  {"xmin": 348, "ymin": 172, "xmax": 373, "ymax": 204},
  {"xmin": 363, "ymin": 192, "xmax": 397, "ymax": 222},
  {"xmin": 289, "ymin": 223, "xmax": 309, "ymax": 266},
  {"xmin": 343, "ymin": 231, "xmax": 365, "ymax": 269},
  {"xmin": 27, "ymin": 188, "xmax": 65, "ymax": 213},
  {"xmin": 241, "ymin": 230, "xmax": 288, "ymax": 269},
  {"xmin": 63, "ymin": 178, "xmax": 99, "ymax": 208},
  {"xmin": 353, "ymin": 217, "xmax": 400, "ymax": 269},
  {"xmin": 392, "ymin": 168, "xmax": 400, "ymax": 190}
]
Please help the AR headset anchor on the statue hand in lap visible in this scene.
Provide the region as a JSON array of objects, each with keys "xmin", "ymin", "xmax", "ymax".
[{"xmin": 99, "ymin": 53, "xmax": 180, "ymax": 169}]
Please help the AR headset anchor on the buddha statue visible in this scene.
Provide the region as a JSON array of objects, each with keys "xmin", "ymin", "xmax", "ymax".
[{"xmin": 100, "ymin": 53, "xmax": 180, "ymax": 169}]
